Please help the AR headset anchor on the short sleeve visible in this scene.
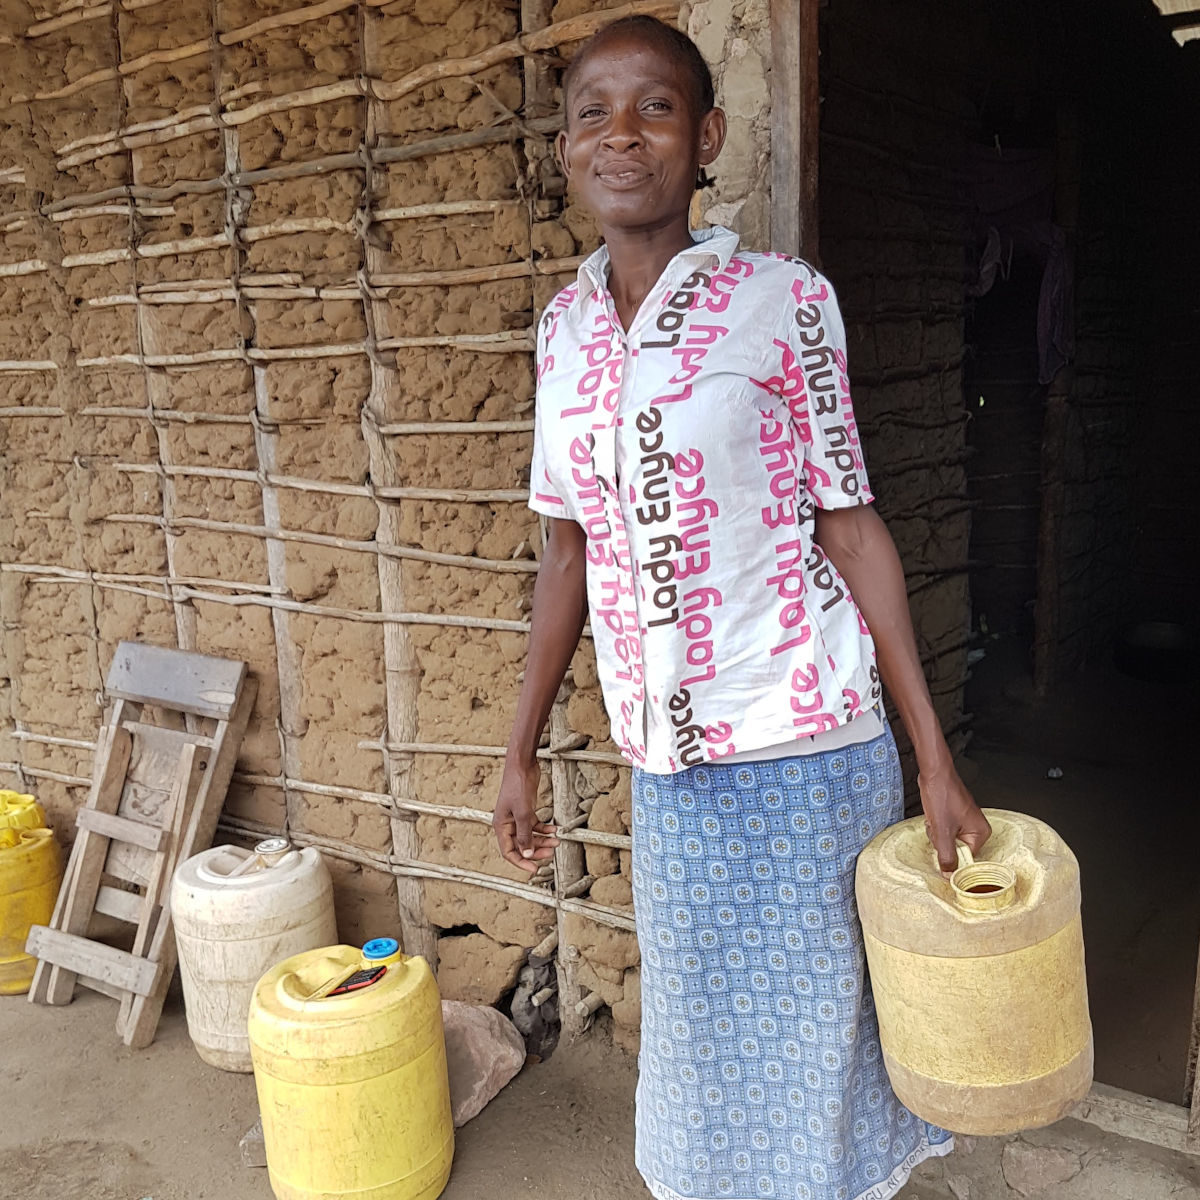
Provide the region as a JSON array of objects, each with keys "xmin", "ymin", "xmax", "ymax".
[
  {"xmin": 785, "ymin": 268, "xmax": 874, "ymax": 509},
  {"xmin": 528, "ymin": 311, "xmax": 571, "ymax": 519}
]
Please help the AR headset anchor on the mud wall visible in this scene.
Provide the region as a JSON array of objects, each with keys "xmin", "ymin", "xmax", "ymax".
[
  {"xmin": 0, "ymin": 0, "xmax": 709, "ymax": 1042},
  {"xmin": 0, "ymin": 0, "xmax": 975, "ymax": 1055}
]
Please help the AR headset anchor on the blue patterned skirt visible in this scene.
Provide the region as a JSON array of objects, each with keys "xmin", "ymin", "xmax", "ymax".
[{"xmin": 630, "ymin": 724, "xmax": 953, "ymax": 1200}]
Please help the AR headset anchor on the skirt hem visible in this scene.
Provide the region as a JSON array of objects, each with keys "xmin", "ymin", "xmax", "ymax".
[{"xmin": 639, "ymin": 1135, "xmax": 956, "ymax": 1200}]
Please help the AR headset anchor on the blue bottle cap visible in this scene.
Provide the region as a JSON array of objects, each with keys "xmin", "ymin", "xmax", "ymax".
[{"xmin": 362, "ymin": 937, "xmax": 400, "ymax": 960}]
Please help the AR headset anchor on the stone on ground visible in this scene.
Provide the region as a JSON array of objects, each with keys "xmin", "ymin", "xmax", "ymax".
[
  {"xmin": 442, "ymin": 1000, "xmax": 527, "ymax": 1128},
  {"xmin": 1001, "ymin": 1142, "xmax": 1082, "ymax": 1195}
]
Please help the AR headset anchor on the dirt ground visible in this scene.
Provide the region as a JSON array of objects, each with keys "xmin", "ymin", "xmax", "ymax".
[
  {"xmin": 4, "ymin": 981, "xmax": 1200, "ymax": 1200},
  {"xmin": 4, "ymin": 638, "xmax": 1199, "ymax": 1200}
]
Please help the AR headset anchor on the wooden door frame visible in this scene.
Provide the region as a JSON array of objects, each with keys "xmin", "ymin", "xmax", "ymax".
[{"xmin": 769, "ymin": 0, "xmax": 820, "ymax": 262}]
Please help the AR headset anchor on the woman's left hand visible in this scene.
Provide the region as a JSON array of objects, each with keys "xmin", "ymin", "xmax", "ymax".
[{"xmin": 918, "ymin": 759, "xmax": 991, "ymax": 875}]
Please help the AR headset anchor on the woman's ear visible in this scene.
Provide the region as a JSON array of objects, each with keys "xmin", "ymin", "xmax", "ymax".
[
  {"xmin": 555, "ymin": 129, "xmax": 572, "ymax": 180},
  {"xmin": 698, "ymin": 107, "xmax": 727, "ymax": 167}
]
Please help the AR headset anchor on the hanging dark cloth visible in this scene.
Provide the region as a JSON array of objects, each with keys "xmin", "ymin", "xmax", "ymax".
[{"xmin": 965, "ymin": 144, "xmax": 1074, "ymax": 384}]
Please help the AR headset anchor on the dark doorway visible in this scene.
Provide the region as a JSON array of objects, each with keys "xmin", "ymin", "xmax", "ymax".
[{"xmin": 963, "ymin": 253, "xmax": 1046, "ymax": 655}]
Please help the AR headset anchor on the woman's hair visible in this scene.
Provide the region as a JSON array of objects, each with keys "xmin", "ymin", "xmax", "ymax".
[{"xmin": 562, "ymin": 16, "xmax": 716, "ymax": 117}]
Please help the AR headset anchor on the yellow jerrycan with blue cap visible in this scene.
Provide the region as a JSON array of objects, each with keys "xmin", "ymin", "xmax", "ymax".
[
  {"xmin": 1, "ymin": 825, "xmax": 62, "ymax": 994},
  {"xmin": 855, "ymin": 808, "xmax": 1092, "ymax": 1135},
  {"xmin": 248, "ymin": 937, "xmax": 454, "ymax": 1200}
]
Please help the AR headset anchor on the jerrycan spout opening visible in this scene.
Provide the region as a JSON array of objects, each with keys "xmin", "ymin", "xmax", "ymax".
[
  {"xmin": 950, "ymin": 849, "xmax": 1017, "ymax": 913},
  {"xmin": 946, "ymin": 840, "xmax": 1017, "ymax": 913}
]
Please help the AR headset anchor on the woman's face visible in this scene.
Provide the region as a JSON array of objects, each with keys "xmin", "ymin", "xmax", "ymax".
[{"xmin": 557, "ymin": 34, "xmax": 725, "ymax": 236}]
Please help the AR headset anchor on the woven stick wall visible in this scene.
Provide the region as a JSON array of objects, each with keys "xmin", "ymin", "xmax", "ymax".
[{"xmin": 0, "ymin": 0, "xmax": 684, "ymax": 1040}]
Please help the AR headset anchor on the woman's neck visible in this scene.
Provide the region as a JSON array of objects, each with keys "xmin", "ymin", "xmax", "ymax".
[{"xmin": 602, "ymin": 219, "xmax": 695, "ymax": 331}]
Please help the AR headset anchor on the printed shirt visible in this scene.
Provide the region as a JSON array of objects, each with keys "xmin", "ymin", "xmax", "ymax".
[{"xmin": 529, "ymin": 226, "xmax": 881, "ymax": 775}]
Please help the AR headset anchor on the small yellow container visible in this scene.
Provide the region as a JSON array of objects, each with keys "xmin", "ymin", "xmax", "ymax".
[
  {"xmin": 249, "ymin": 939, "xmax": 454, "ymax": 1200},
  {"xmin": 856, "ymin": 808, "xmax": 1092, "ymax": 1135},
  {"xmin": 1, "ymin": 826, "xmax": 62, "ymax": 995},
  {"xmin": 0, "ymin": 791, "xmax": 47, "ymax": 832}
]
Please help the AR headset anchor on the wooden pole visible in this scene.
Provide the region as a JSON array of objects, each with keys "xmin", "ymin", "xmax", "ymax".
[
  {"xmin": 769, "ymin": 0, "xmax": 820, "ymax": 261},
  {"xmin": 359, "ymin": 0, "xmax": 438, "ymax": 968}
]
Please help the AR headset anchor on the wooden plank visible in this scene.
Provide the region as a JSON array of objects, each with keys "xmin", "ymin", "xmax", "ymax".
[
  {"xmin": 769, "ymin": 0, "xmax": 820, "ymax": 262},
  {"xmin": 102, "ymin": 843, "xmax": 155, "ymax": 887},
  {"xmin": 122, "ymin": 685, "xmax": 254, "ymax": 1047},
  {"xmin": 110, "ymin": 723, "xmax": 210, "ymax": 882},
  {"xmin": 93, "ymin": 884, "xmax": 144, "ymax": 924},
  {"xmin": 118, "ymin": 742, "xmax": 196, "ymax": 1036},
  {"xmin": 24, "ymin": 927, "xmax": 160, "ymax": 997},
  {"xmin": 122, "ymin": 741, "xmax": 207, "ymax": 1047},
  {"xmin": 76, "ymin": 808, "xmax": 169, "ymax": 852},
  {"xmin": 121, "ymin": 719, "xmax": 214, "ymax": 749},
  {"xmin": 106, "ymin": 641, "xmax": 247, "ymax": 720},
  {"xmin": 30, "ymin": 718, "xmax": 133, "ymax": 1006},
  {"xmin": 1154, "ymin": 0, "xmax": 1200, "ymax": 14},
  {"xmin": 78, "ymin": 973, "xmax": 126, "ymax": 1002},
  {"xmin": 1072, "ymin": 1082, "xmax": 1193, "ymax": 1156}
]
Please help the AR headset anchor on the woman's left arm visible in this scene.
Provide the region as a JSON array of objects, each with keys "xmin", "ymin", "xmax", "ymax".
[{"xmin": 814, "ymin": 504, "xmax": 990, "ymax": 872}]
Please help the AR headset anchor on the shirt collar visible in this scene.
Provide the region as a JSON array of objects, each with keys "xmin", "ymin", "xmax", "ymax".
[{"xmin": 574, "ymin": 225, "xmax": 741, "ymax": 310}]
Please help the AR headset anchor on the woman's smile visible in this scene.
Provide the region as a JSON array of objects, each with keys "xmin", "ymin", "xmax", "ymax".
[{"xmin": 596, "ymin": 159, "xmax": 654, "ymax": 189}]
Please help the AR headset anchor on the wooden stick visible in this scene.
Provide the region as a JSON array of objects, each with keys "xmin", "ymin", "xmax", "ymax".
[
  {"xmin": 0, "ymin": 406, "xmax": 66, "ymax": 417},
  {"xmin": 0, "ymin": 561, "xmax": 534, "ymax": 634},
  {"xmin": 111, "ymin": 456, "xmax": 530, "ymax": 502},
  {"xmin": 374, "ymin": 420, "xmax": 534, "ymax": 435},
  {"xmin": 532, "ymin": 929, "xmax": 558, "ymax": 959},
  {"xmin": 372, "ymin": 1, "xmax": 678, "ymax": 103},
  {"xmin": 27, "ymin": 1, "xmax": 113, "ymax": 38},
  {"xmin": 372, "ymin": 256, "xmax": 582, "ymax": 288},
  {"xmin": 52, "ymin": 202, "xmax": 174, "ymax": 222},
  {"xmin": 374, "ymin": 199, "xmax": 513, "ymax": 221},
  {"xmin": 29, "ymin": 0, "xmax": 369, "ymax": 102},
  {"xmin": 374, "ymin": 115, "xmax": 560, "ymax": 164},
  {"xmin": 175, "ymin": 586, "xmax": 533, "ymax": 634},
  {"xmin": 58, "ymin": 104, "xmax": 211, "ymax": 157},
  {"xmin": 562, "ymin": 897, "xmax": 635, "ymax": 933},
  {"xmin": 562, "ymin": 874, "xmax": 595, "ymax": 899},
  {"xmin": 223, "ymin": 78, "xmax": 364, "ymax": 125},
  {"xmin": 218, "ymin": 0, "xmax": 356, "ymax": 46},
  {"xmin": 10, "ymin": 730, "xmax": 96, "ymax": 751},
  {"xmin": 46, "ymin": 179, "xmax": 226, "ymax": 214},
  {"xmin": 0, "ymin": 763, "xmax": 91, "ymax": 788},
  {"xmin": 81, "ymin": 406, "xmax": 247, "ymax": 422},
  {"xmin": 574, "ymin": 991, "xmax": 605, "ymax": 1018},
  {"xmin": 531, "ymin": 985, "xmax": 556, "ymax": 1007},
  {"xmin": 103, "ymin": 513, "xmax": 540, "ymax": 573},
  {"xmin": 0, "ymin": 261, "xmax": 49, "ymax": 278},
  {"xmin": 0, "ymin": 361, "xmax": 58, "ymax": 372},
  {"xmin": 376, "ymin": 331, "xmax": 534, "ymax": 353}
]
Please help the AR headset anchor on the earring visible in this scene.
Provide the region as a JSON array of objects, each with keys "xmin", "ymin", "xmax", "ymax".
[{"xmin": 696, "ymin": 167, "xmax": 715, "ymax": 190}]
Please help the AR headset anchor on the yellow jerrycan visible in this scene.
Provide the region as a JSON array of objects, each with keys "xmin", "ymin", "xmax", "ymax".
[
  {"xmin": 856, "ymin": 808, "xmax": 1092, "ymax": 1135},
  {"xmin": 0, "ymin": 790, "xmax": 47, "ymax": 832},
  {"xmin": 249, "ymin": 938, "xmax": 454, "ymax": 1200},
  {"xmin": 0, "ymin": 826, "xmax": 62, "ymax": 995}
]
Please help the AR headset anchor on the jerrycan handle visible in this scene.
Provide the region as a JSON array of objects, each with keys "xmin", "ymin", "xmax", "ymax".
[{"xmin": 228, "ymin": 836, "xmax": 292, "ymax": 877}]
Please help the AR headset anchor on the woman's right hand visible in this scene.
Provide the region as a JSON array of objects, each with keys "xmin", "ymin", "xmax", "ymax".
[{"xmin": 493, "ymin": 760, "xmax": 558, "ymax": 874}]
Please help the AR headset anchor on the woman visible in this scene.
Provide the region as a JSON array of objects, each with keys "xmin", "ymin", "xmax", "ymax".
[{"xmin": 493, "ymin": 16, "xmax": 990, "ymax": 1200}]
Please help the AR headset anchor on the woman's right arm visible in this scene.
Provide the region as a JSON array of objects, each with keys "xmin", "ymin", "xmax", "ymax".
[{"xmin": 493, "ymin": 517, "xmax": 589, "ymax": 872}]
